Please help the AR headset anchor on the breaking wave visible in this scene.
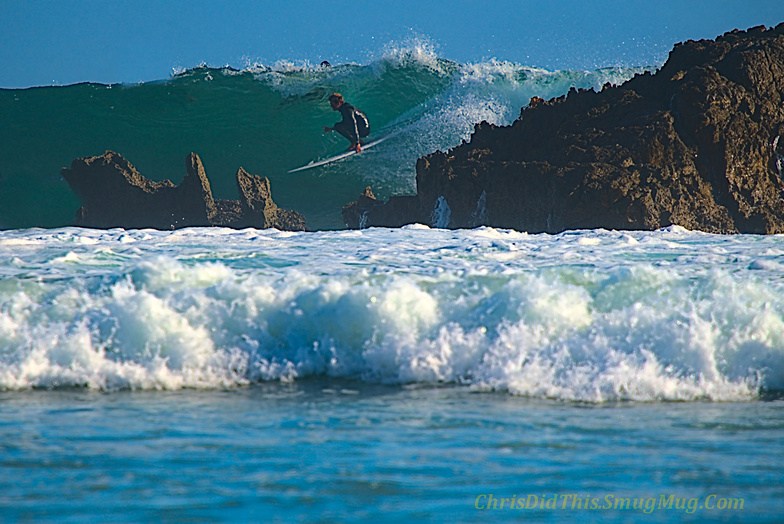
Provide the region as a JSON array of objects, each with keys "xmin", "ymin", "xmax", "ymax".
[
  {"xmin": 0, "ymin": 226, "xmax": 781, "ymax": 402},
  {"xmin": 0, "ymin": 42, "xmax": 651, "ymax": 230}
]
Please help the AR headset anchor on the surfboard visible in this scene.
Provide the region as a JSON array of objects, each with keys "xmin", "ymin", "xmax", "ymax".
[{"xmin": 287, "ymin": 135, "xmax": 388, "ymax": 173}]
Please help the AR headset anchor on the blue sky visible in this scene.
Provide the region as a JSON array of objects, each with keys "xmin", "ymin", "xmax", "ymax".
[{"xmin": 1, "ymin": 0, "xmax": 781, "ymax": 88}]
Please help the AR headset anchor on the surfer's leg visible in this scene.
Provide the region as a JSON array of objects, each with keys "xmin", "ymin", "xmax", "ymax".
[
  {"xmin": 332, "ymin": 121, "xmax": 353, "ymax": 142},
  {"xmin": 332, "ymin": 121, "xmax": 362, "ymax": 150},
  {"xmin": 358, "ymin": 127, "xmax": 369, "ymax": 145}
]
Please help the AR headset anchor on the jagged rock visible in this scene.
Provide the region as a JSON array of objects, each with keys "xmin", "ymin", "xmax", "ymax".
[
  {"xmin": 62, "ymin": 151, "xmax": 306, "ymax": 231},
  {"xmin": 341, "ymin": 186, "xmax": 376, "ymax": 228},
  {"xmin": 342, "ymin": 187, "xmax": 428, "ymax": 229},
  {"xmin": 62, "ymin": 150, "xmax": 208, "ymax": 229},
  {"xmin": 347, "ymin": 24, "xmax": 784, "ymax": 234},
  {"xmin": 212, "ymin": 199, "xmax": 244, "ymax": 226},
  {"xmin": 182, "ymin": 153, "xmax": 218, "ymax": 223},
  {"xmin": 233, "ymin": 167, "xmax": 307, "ymax": 230}
]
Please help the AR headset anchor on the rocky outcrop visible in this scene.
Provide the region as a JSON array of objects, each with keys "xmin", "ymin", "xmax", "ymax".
[
  {"xmin": 62, "ymin": 151, "xmax": 306, "ymax": 231},
  {"xmin": 342, "ymin": 187, "xmax": 427, "ymax": 229},
  {"xmin": 234, "ymin": 167, "xmax": 306, "ymax": 230},
  {"xmin": 346, "ymin": 24, "xmax": 784, "ymax": 234}
]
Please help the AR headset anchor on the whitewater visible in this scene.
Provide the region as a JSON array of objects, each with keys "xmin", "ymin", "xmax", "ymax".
[{"xmin": 1, "ymin": 224, "xmax": 782, "ymax": 401}]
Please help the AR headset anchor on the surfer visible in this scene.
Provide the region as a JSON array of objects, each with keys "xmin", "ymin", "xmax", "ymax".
[{"xmin": 323, "ymin": 93, "xmax": 370, "ymax": 153}]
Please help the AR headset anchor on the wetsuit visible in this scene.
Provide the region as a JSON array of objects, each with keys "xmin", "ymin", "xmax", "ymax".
[{"xmin": 332, "ymin": 102, "xmax": 370, "ymax": 145}]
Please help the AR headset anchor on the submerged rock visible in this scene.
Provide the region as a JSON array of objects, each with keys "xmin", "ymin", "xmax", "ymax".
[
  {"xmin": 62, "ymin": 151, "xmax": 306, "ymax": 231},
  {"xmin": 348, "ymin": 24, "xmax": 784, "ymax": 234}
]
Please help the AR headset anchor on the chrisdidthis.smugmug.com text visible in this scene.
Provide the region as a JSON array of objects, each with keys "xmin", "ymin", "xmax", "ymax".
[{"xmin": 474, "ymin": 493, "xmax": 744, "ymax": 514}]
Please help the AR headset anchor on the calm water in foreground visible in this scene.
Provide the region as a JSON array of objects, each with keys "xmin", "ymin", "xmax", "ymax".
[{"xmin": 1, "ymin": 383, "xmax": 782, "ymax": 522}]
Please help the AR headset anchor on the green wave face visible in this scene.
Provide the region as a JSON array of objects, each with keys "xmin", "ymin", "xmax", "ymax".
[{"xmin": 0, "ymin": 57, "xmax": 647, "ymax": 230}]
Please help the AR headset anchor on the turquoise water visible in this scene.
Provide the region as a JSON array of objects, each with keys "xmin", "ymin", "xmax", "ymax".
[
  {"xmin": 0, "ymin": 50, "xmax": 648, "ymax": 230},
  {"xmin": 2, "ymin": 384, "xmax": 782, "ymax": 522}
]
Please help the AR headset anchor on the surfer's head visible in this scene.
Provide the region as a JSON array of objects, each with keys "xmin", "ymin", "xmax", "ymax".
[{"xmin": 328, "ymin": 93, "xmax": 344, "ymax": 110}]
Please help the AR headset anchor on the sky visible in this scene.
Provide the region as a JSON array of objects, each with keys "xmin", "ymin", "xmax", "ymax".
[{"xmin": 1, "ymin": 0, "xmax": 782, "ymax": 88}]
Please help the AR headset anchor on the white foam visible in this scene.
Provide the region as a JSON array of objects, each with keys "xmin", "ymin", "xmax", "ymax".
[{"xmin": 0, "ymin": 227, "xmax": 781, "ymax": 401}]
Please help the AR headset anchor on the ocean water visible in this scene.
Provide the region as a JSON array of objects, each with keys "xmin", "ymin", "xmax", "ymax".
[
  {"xmin": 0, "ymin": 46, "xmax": 648, "ymax": 230},
  {"xmin": 1, "ymin": 225, "xmax": 783, "ymax": 521},
  {"xmin": 2, "ymin": 38, "xmax": 784, "ymax": 522}
]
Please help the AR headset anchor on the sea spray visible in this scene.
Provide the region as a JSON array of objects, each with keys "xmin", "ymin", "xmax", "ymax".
[
  {"xmin": 471, "ymin": 190, "xmax": 489, "ymax": 227},
  {"xmin": 359, "ymin": 210, "xmax": 369, "ymax": 229},
  {"xmin": 430, "ymin": 196, "xmax": 452, "ymax": 228}
]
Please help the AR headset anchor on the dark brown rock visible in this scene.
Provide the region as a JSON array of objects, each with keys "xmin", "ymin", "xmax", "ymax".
[
  {"xmin": 233, "ymin": 167, "xmax": 306, "ymax": 230},
  {"xmin": 62, "ymin": 150, "xmax": 203, "ymax": 229},
  {"xmin": 342, "ymin": 186, "xmax": 428, "ymax": 229},
  {"xmin": 349, "ymin": 23, "xmax": 784, "ymax": 234},
  {"xmin": 341, "ymin": 186, "xmax": 380, "ymax": 228},
  {"xmin": 62, "ymin": 151, "xmax": 306, "ymax": 231},
  {"xmin": 181, "ymin": 153, "xmax": 218, "ymax": 224}
]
